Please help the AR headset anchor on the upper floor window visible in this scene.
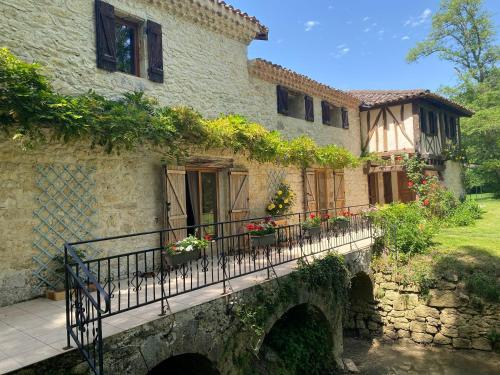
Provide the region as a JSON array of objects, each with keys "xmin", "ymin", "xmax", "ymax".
[
  {"xmin": 276, "ymin": 86, "xmax": 314, "ymax": 122},
  {"xmin": 449, "ymin": 116, "xmax": 458, "ymax": 142},
  {"xmin": 428, "ymin": 111, "xmax": 438, "ymax": 136},
  {"xmin": 321, "ymin": 101, "xmax": 348, "ymax": 129},
  {"xmin": 419, "ymin": 107, "xmax": 428, "ymax": 134},
  {"xmin": 95, "ymin": 0, "xmax": 164, "ymax": 82},
  {"xmin": 115, "ymin": 18, "xmax": 140, "ymax": 76}
]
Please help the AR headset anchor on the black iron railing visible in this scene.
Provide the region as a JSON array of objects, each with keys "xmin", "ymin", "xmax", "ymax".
[{"xmin": 64, "ymin": 205, "xmax": 374, "ymax": 374}]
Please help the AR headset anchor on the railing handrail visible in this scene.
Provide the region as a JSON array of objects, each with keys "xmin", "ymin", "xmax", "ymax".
[{"xmin": 66, "ymin": 204, "xmax": 371, "ymax": 246}]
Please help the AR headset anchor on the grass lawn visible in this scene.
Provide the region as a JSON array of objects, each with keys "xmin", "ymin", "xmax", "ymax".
[{"xmin": 433, "ymin": 197, "xmax": 500, "ymax": 257}]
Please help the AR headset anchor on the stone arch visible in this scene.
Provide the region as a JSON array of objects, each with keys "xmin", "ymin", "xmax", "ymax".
[
  {"xmin": 147, "ymin": 352, "xmax": 220, "ymax": 374},
  {"xmin": 345, "ymin": 271, "xmax": 381, "ymax": 337}
]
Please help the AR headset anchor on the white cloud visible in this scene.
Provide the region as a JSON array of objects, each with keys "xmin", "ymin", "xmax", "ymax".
[
  {"xmin": 362, "ymin": 16, "xmax": 370, "ymax": 22},
  {"xmin": 401, "ymin": 35, "xmax": 410, "ymax": 40},
  {"xmin": 378, "ymin": 29, "xmax": 385, "ymax": 35},
  {"xmin": 304, "ymin": 20, "xmax": 320, "ymax": 31},
  {"xmin": 404, "ymin": 8, "xmax": 432, "ymax": 27},
  {"xmin": 363, "ymin": 27, "xmax": 371, "ymax": 32},
  {"xmin": 331, "ymin": 44, "xmax": 350, "ymax": 59},
  {"xmin": 337, "ymin": 43, "xmax": 347, "ymax": 49}
]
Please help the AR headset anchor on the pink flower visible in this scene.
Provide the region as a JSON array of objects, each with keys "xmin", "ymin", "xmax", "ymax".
[
  {"xmin": 423, "ymin": 199, "xmax": 430, "ymax": 206},
  {"xmin": 408, "ymin": 181, "xmax": 414, "ymax": 188}
]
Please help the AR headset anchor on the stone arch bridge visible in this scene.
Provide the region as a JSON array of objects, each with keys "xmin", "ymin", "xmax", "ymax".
[{"xmin": 11, "ymin": 245, "xmax": 374, "ymax": 375}]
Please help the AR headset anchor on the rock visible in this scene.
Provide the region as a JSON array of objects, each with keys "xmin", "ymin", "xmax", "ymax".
[
  {"xmin": 343, "ymin": 358, "xmax": 360, "ymax": 373},
  {"xmin": 433, "ymin": 332, "xmax": 452, "ymax": 345},
  {"xmin": 388, "ymin": 310, "xmax": 405, "ymax": 318},
  {"xmin": 411, "ymin": 332, "xmax": 433, "ymax": 344},
  {"xmin": 452, "ymin": 338, "xmax": 472, "ymax": 349},
  {"xmin": 367, "ymin": 321, "xmax": 379, "ymax": 331},
  {"xmin": 414, "ymin": 305, "xmax": 440, "ymax": 319},
  {"xmin": 440, "ymin": 308, "xmax": 459, "ymax": 325},
  {"xmin": 397, "ymin": 329, "xmax": 411, "ymax": 338},
  {"xmin": 383, "ymin": 331, "xmax": 398, "ymax": 341},
  {"xmin": 472, "ymin": 337, "xmax": 492, "ymax": 351},
  {"xmin": 442, "ymin": 272, "xmax": 459, "ymax": 282},
  {"xmin": 428, "ymin": 290, "xmax": 462, "ymax": 308},
  {"xmin": 440, "ymin": 326, "xmax": 459, "ymax": 338},
  {"xmin": 405, "ymin": 310, "xmax": 416, "ymax": 320},
  {"xmin": 356, "ymin": 320, "xmax": 366, "ymax": 329},
  {"xmin": 380, "ymin": 282, "xmax": 399, "ymax": 290},
  {"xmin": 393, "ymin": 294, "xmax": 418, "ymax": 310},
  {"xmin": 426, "ymin": 325, "xmax": 438, "ymax": 334},
  {"xmin": 394, "ymin": 321, "xmax": 410, "ymax": 330},
  {"xmin": 409, "ymin": 321, "xmax": 427, "ymax": 333},
  {"xmin": 436, "ymin": 280, "xmax": 456, "ymax": 290},
  {"xmin": 399, "ymin": 284, "xmax": 420, "ymax": 293},
  {"xmin": 384, "ymin": 290, "xmax": 399, "ymax": 301}
]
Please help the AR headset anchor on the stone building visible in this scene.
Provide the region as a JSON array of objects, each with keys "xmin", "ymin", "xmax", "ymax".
[
  {"xmin": 0, "ymin": 0, "xmax": 469, "ymax": 307},
  {"xmin": 350, "ymin": 90, "xmax": 472, "ymax": 204}
]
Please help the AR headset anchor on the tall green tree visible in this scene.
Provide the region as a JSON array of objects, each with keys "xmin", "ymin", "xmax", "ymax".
[{"xmin": 407, "ymin": 0, "xmax": 498, "ymax": 83}]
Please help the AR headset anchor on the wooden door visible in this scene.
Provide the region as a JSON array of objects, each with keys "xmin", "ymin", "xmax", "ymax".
[
  {"xmin": 397, "ymin": 172, "xmax": 416, "ymax": 203},
  {"xmin": 368, "ymin": 174, "xmax": 378, "ymax": 205},
  {"xmin": 303, "ymin": 169, "xmax": 318, "ymax": 213},
  {"xmin": 228, "ymin": 169, "xmax": 250, "ymax": 233},
  {"xmin": 163, "ymin": 165, "xmax": 187, "ymax": 243},
  {"xmin": 333, "ymin": 171, "xmax": 346, "ymax": 215},
  {"xmin": 383, "ymin": 172, "xmax": 393, "ymax": 204}
]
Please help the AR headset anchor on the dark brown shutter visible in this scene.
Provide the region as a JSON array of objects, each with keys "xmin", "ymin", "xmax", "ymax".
[
  {"xmin": 341, "ymin": 108, "xmax": 349, "ymax": 129},
  {"xmin": 419, "ymin": 107, "xmax": 428, "ymax": 134},
  {"xmin": 95, "ymin": 0, "xmax": 116, "ymax": 72},
  {"xmin": 147, "ymin": 20, "xmax": 164, "ymax": 83},
  {"xmin": 162, "ymin": 165, "xmax": 187, "ymax": 243},
  {"xmin": 321, "ymin": 100, "xmax": 331, "ymax": 125},
  {"xmin": 303, "ymin": 169, "xmax": 317, "ymax": 212},
  {"xmin": 277, "ymin": 85, "xmax": 288, "ymax": 115},
  {"xmin": 304, "ymin": 95, "xmax": 314, "ymax": 122}
]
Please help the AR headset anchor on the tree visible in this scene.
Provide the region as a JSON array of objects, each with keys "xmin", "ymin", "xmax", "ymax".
[{"xmin": 407, "ymin": 0, "xmax": 498, "ymax": 83}]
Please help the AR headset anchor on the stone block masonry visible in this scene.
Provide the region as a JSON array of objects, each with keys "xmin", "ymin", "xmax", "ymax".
[{"xmin": 368, "ymin": 269, "xmax": 499, "ymax": 351}]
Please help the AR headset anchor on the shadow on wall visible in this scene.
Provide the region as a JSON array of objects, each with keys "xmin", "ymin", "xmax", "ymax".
[
  {"xmin": 148, "ymin": 353, "xmax": 220, "ymax": 375},
  {"xmin": 344, "ymin": 272, "xmax": 383, "ymax": 338},
  {"xmin": 256, "ymin": 303, "xmax": 336, "ymax": 375}
]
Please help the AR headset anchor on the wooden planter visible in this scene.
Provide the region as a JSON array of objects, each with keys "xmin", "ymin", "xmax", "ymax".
[
  {"xmin": 46, "ymin": 289, "xmax": 65, "ymax": 301},
  {"xmin": 164, "ymin": 248, "xmax": 201, "ymax": 268},
  {"xmin": 250, "ymin": 233, "xmax": 276, "ymax": 248}
]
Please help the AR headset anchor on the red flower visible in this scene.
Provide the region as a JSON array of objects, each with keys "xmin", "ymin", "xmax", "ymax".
[
  {"xmin": 204, "ymin": 234, "xmax": 213, "ymax": 241},
  {"xmin": 423, "ymin": 199, "xmax": 430, "ymax": 206},
  {"xmin": 322, "ymin": 214, "xmax": 331, "ymax": 220},
  {"xmin": 310, "ymin": 213, "xmax": 316, "ymax": 219},
  {"xmin": 407, "ymin": 181, "xmax": 414, "ymax": 188},
  {"xmin": 246, "ymin": 223, "xmax": 256, "ymax": 231},
  {"xmin": 422, "ymin": 179, "xmax": 427, "ymax": 185}
]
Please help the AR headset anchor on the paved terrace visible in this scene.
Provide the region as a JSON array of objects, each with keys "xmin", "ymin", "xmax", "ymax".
[{"xmin": 0, "ymin": 227, "xmax": 373, "ymax": 374}]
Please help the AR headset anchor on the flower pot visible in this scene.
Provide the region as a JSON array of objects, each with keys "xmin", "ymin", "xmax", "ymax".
[
  {"xmin": 250, "ymin": 233, "xmax": 276, "ymax": 248},
  {"xmin": 46, "ymin": 289, "xmax": 66, "ymax": 301},
  {"xmin": 305, "ymin": 226, "xmax": 321, "ymax": 237},
  {"xmin": 164, "ymin": 248, "xmax": 201, "ymax": 267},
  {"xmin": 333, "ymin": 221, "xmax": 350, "ymax": 231}
]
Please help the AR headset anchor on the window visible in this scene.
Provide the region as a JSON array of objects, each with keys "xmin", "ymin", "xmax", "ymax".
[
  {"xmin": 321, "ymin": 101, "xmax": 343, "ymax": 128},
  {"xmin": 115, "ymin": 18, "xmax": 139, "ymax": 76},
  {"xmin": 276, "ymin": 86, "xmax": 314, "ymax": 121},
  {"xmin": 419, "ymin": 107, "xmax": 428, "ymax": 133},
  {"xmin": 95, "ymin": 1, "xmax": 164, "ymax": 82},
  {"xmin": 428, "ymin": 111, "xmax": 437, "ymax": 136},
  {"xmin": 449, "ymin": 117, "xmax": 457, "ymax": 142},
  {"xmin": 185, "ymin": 170, "xmax": 218, "ymax": 236},
  {"xmin": 444, "ymin": 114, "xmax": 450, "ymax": 138}
]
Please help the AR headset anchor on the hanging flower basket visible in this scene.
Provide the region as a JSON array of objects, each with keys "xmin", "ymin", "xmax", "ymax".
[
  {"xmin": 163, "ymin": 235, "xmax": 208, "ymax": 268},
  {"xmin": 305, "ymin": 225, "xmax": 321, "ymax": 237},
  {"xmin": 250, "ymin": 233, "xmax": 276, "ymax": 248}
]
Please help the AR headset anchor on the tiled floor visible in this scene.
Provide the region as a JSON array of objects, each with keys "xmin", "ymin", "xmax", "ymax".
[{"xmin": 0, "ymin": 237, "xmax": 372, "ymax": 374}]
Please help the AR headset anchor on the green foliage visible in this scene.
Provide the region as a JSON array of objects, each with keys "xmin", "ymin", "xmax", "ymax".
[
  {"xmin": 406, "ymin": 0, "xmax": 498, "ymax": 83},
  {"xmin": 447, "ymin": 199, "xmax": 483, "ymax": 226},
  {"xmin": 370, "ymin": 203, "xmax": 437, "ymax": 256},
  {"xmin": 164, "ymin": 235, "xmax": 208, "ymax": 255},
  {"xmin": 262, "ymin": 305, "xmax": 335, "ymax": 375},
  {"xmin": 464, "ymin": 271, "xmax": 499, "ymax": 302},
  {"xmin": 266, "ymin": 182, "xmax": 295, "ymax": 216},
  {"xmin": 300, "ymin": 213, "xmax": 322, "ymax": 230},
  {"xmin": 0, "ymin": 48, "xmax": 358, "ymax": 170}
]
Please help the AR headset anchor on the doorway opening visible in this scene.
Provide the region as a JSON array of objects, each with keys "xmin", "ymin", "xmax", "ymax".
[{"xmin": 185, "ymin": 169, "xmax": 218, "ymax": 237}]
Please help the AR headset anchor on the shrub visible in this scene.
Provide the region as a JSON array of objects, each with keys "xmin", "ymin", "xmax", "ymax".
[
  {"xmin": 447, "ymin": 199, "xmax": 483, "ymax": 226},
  {"xmin": 370, "ymin": 203, "xmax": 436, "ymax": 256}
]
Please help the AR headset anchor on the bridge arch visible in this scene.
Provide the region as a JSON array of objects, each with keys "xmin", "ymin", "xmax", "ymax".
[{"xmin": 147, "ymin": 352, "xmax": 220, "ymax": 375}]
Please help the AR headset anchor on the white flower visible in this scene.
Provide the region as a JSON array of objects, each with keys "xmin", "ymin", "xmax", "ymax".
[{"xmin": 185, "ymin": 245, "xmax": 193, "ymax": 252}]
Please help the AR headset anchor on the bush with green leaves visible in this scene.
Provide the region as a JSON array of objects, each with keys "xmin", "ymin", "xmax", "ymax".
[
  {"xmin": 0, "ymin": 48, "xmax": 358, "ymax": 170},
  {"xmin": 446, "ymin": 199, "xmax": 483, "ymax": 226},
  {"xmin": 370, "ymin": 203, "xmax": 437, "ymax": 256}
]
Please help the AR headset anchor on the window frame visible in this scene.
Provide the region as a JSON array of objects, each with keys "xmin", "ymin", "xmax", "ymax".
[{"xmin": 114, "ymin": 16, "xmax": 141, "ymax": 77}]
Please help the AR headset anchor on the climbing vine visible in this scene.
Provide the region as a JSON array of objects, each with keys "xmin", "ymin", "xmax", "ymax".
[{"xmin": 0, "ymin": 48, "xmax": 358, "ymax": 170}]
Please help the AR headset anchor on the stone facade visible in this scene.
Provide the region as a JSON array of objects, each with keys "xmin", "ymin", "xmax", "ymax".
[
  {"xmin": 0, "ymin": 0, "xmax": 370, "ymax": 306},
  {"xmin": 347, "ymin": 268, "xmax": 500, "ymax": 352}
]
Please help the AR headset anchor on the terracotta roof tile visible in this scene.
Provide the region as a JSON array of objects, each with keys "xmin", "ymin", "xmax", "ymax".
[
  {"xmin": 349, "ymin": 89, "xmax": 473, "ymax": 116},
  {"xmin": 212, "ymin": 1, "xmax": 268, "ymax": 39},
  {"xmin": 250, "ymin": 59, "xmax": 360, "ymax": 108}
]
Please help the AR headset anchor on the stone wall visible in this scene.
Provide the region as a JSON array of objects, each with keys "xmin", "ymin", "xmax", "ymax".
[
  {"xmin": 348, "ymin": 268, "xmax": 499, "ymax": 352},
  {"xmin": 443, "ymin": 160, "xmax": 465, "ymax": 198}
]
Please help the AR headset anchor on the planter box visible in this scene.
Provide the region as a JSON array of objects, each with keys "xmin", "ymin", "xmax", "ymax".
[
  {"xmin": 46, "ymin": 289, "xmax": 65, "ymax": 301},
  {"xmin": 164, "ymin": 248, "xmax": 201, "ymax": 268},
  {"xmin": 333, "ymin": 221, "xmax": 350, "ymax": 231},
  {"xmin": 305, "ymin": 226, "xmax": 321, "ymax": 237},
  {"xmin": 251, "ymin": 233, "xmax": 276, "ymax": 248}
]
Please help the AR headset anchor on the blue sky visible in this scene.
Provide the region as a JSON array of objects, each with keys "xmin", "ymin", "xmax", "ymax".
[{"xmin": 230, "ymin": 0, "xmax": 499, "ymax": 91}]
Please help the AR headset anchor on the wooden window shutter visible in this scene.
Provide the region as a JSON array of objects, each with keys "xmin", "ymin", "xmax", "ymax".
[
  {"xmin": 304, "ymin": 95, "xmax": 314, "ymax": 122},
  {"xmin": 95, "ymin": 0, "xmax": 116, "ymax": 72},
  {"xmin": 419, "ymin": 107, "xmax": 428, "ymax": 134},
  {"xmin": 333, "ymin": 171, "xmax": 345, "ymax": 214},
  {"xmin": 147, "ymin": 20, "xmax": 164, "ymax": 83},
  {"xmin": 303, "ymin": 169, "xmax": 317, "ymax": 212},
  {"xmin": 341, "ymin": 108, "xmax": 349, "ymax": 129},
  {"xmin": 162, "ymin": 165, "xmax": 187, "ymax": 243},
  {"xmin": 277, "ymin": 85, "xmax": 288, "ymax": 115},
  {"xmin": 321, "ymin": 101, "xmax": 331, "ymax": 125}
]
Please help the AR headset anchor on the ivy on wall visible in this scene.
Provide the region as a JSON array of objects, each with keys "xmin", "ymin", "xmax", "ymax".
[{"xmin": 0, "ymin": 48, "xmax": 359, "ymax": 169}]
